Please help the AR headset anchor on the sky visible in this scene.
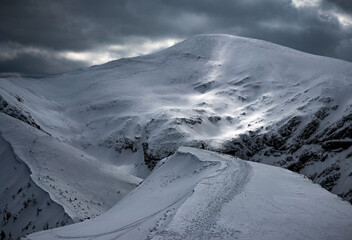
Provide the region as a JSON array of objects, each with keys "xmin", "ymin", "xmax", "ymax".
[{"xmin": 0, "ymin": 0, "xmax": 351, "ymax": 78}]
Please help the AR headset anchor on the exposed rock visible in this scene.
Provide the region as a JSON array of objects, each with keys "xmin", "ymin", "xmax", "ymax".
[
  {"xmin": 321, "ymin": 173, "xmax": 341, "ymax": 191},
  {"xmin": 208, "ymin": 116, "xmax": 222, "ymax": 124},
  {"xmin": 322, "ymin": 140, "xmax": 352, "ymax": 151},
  {"xmin": 278, "ymin": 116, "xmax": 302, "ymax": 138},
  {"xmin": 299, "ymin": 119, "xmax": 320, "ymax": 140},
  {"xmin": 0, "ymin": 95, "xmax": 41, "ymax": 130},
  {"xmin": 220, "ymin": 110, "xmax": 352, "ymax": 203}
]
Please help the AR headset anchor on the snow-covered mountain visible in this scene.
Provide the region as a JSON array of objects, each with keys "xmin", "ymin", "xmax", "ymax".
[{"xmin": 1, "ymin": 34, "xmax": 352, "ymax": 239}]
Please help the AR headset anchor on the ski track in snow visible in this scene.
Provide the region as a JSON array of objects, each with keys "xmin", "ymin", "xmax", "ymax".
[
  {"xmin": 51, "ymin": 148, "xmax": 250, "ymax": 240},
  {"xmin": 25, "ymin": 147, "xmax": 352, "ymax": 240},
  {"xmin": 153, "ymin": 150, "xmax": 251, "ymax": 240},
  {"xmin": 53, "ymin": 188, "xmax": 193, "ymax": 240}
]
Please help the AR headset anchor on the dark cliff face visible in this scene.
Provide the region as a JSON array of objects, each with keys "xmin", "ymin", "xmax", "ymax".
[{"xmin": 220, "ymin": 104, "xmax": 352, "ymax": 203}]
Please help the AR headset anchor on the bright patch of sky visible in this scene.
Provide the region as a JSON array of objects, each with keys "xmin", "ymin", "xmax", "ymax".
[
  {"xmin": 291, "ymin": 0, "xmax": 322, "ymax": 8},
  {"xmin": 60, "ymin": 38, "xmax": 182, "ymax": 66},
  {"xmin": 292, "ymin": 0, "xmax": 352, "ymax": 27}
]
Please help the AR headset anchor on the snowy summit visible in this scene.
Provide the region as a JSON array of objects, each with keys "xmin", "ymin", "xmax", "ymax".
[{"xmin": 0, "ymin": 34, "xmax": 351, "ymax": 240}]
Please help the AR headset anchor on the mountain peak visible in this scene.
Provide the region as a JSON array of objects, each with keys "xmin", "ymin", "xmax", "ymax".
[{"xmin": 1, "ymin": 33, "xmax": 352, "ymax": 239}]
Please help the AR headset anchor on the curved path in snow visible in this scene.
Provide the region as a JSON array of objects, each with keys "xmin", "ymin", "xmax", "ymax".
[
  {"xmin": 153, "ymin": 148, "xmax": 252, "ymax": 239},
  {"xmin": 26, "ymin": 147, "xmax": 352, "ymax": 240}
]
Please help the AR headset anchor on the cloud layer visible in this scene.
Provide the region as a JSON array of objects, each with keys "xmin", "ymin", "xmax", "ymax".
[{"xmin": 1, "ymin": 0, "xmax": 351, "ymax": 77}]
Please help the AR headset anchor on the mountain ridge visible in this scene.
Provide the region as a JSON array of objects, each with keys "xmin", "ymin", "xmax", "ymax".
[
  {"xmin": 1, "ymin": 34, "xmax": 352, "ymax": 238},
  {"xmin": 26, "ymin": 147, "xmax": 352, "ymax": 240}
]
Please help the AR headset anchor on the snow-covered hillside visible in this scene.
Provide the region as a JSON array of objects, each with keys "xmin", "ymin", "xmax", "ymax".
[
  {"xmin": 1, "ymin": 34, "xmax": 352, "ymax": 238},
  {"xmin": 26, "ymin": 147, "xmax": 352, "ymax": 240},
  {"xmin": 0, "ymin": 134, "xmax": 72, "ymax": 240}
]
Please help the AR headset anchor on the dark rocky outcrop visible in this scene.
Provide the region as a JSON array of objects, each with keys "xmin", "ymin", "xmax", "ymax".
[
  {"xmin": 0, "ymin": 95, "xmax": 41, "ymax": 130},
  {"xmin": 220, "ymin": 106, "xmax": 352, "ymax": 203}
]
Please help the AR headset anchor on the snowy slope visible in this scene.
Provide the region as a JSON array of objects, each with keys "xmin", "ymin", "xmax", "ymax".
[
  {"xmin": 25, "ymin": 147, "xmax": 352, "ymax": 240},
  {"xmin": 0, "ymin": 114, "xmax": 141, "ymax": 221},
  {"xmin": 0, "ymin": 134, "xmax": 72, "ymax": 240},
  {"xmin": 1, "ymin": 34, "xmax": 352, "ymax": 238}
]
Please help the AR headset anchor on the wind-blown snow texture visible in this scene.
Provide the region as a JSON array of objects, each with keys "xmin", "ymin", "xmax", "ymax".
[
  {"xmin": 1, "ymin": 34, "xmax": 352, "ymax": 238},
  {"xmin": 26, "ymin": 147, "xmax": 352, "ymax": 240}
]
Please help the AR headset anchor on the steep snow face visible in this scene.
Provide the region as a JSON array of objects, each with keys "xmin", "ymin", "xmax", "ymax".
[
  {"xmin": 0, "ymin": 114, "xmax": 141, "ymax": 222},
  {"xmin": 1, "ymin": 34, "xmax": 352, "ymax": 236},
  {"xmin": 0, "ymin": 134, "xmax": 72, "ymax": 240},
  {"xmin": 26, "ymin": 147, "xmax": 352, "ymax": 240}
]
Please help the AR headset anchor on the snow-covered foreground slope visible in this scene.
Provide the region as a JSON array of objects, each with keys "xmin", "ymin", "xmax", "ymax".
[
  {"xmin": 0, "ymin": 134, "xmax": 72, "ymax": 240},
  {"xmin": 1, "ymin": 34, "xmax": 352, "ymax": 238},
  {"xmin": 0, "ymin": 114, "xmax": 141, "ymax": 221},
  {"xmin": 26, "ymin": 147, "xmax": 352, "ymax": 240}
]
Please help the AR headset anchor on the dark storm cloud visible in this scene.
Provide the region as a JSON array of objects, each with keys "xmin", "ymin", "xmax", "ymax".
[
  {"xmin": 325, "ymin": 0, "xmax": 352, "ymax": 12},
  {"xmin": 0, "ymin": 0, "xmax": 352, "ymax": 77},
  {"xmin": 0, "ymin": 50, "xmax": 86, "ymax": 78}
]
